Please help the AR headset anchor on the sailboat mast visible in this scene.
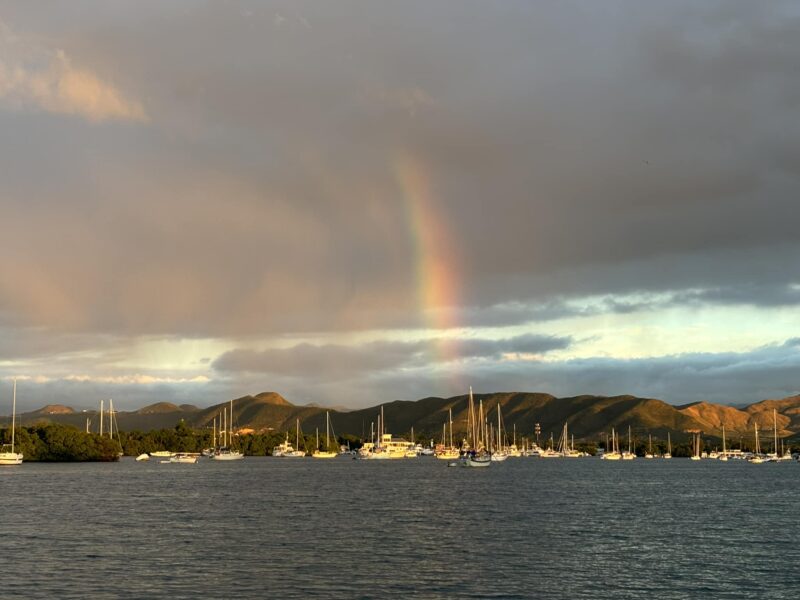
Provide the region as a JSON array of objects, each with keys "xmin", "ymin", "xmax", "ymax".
[
  {"xmin": 326, "ymin": 411, "xmax": 330, "ymax": 449},
  {"xmin": 99, "ymin": 399, "xmax": 104, "ymax": 436},
  {"xmin": 773, "ymin": 409, "xmax": 778, "ymax": 455},
  {"xmin": 722, "ymin": 423, "xmax": 726, "ymax": 454},
  {"xmin": 497, "ymin": 405, "xmax": 501, "ymax": 452},
  {"xmin": 109, "ymin": 399, "xmax": 114, "ymax": 440},
  {"xmin": 449, "ymin": 408, "xmax": 453, "ymax": 448},
  {"xmin": 10, "ymin": 379, "xmax": 16, "ymax": 453}
]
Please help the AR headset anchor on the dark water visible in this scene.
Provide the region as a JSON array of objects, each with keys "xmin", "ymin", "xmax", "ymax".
[{"xmin": 1, "ymin": 457, "xmax": 798, "ymax": 599}]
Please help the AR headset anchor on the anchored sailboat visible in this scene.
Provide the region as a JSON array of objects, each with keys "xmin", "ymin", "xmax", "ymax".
[
  {"xmin": 455, "ymin": 387, "xmax": 490, "ymax": 467},
  {"xmin": 312, "ymin": 411, "xmax": 337, "ymax": 458},
  {"xmin": 0, "ymin": 379, "xmax": 23, "ymax": 466},
  {"xmin": 212, "ymin": 398, "xmax": 244, "ymax": 460}
]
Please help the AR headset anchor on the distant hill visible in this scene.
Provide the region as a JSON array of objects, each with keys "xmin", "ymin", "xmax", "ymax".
[
  {"xmin": 5, "ymin": 391, "xmax": 800, "ymax": 442},
  {"xmin": 31, "ymin": 404, "xmax": 75, "ymax": 415}
]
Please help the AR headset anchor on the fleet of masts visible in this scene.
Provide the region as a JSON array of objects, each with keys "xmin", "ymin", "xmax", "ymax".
[{"xmin": 2, "ymin": 383, "xmax": 798, "ymax": 465}]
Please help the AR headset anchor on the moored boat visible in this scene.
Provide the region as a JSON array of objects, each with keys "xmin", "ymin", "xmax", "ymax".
[{"xmin": 0, "ymin": 379, "xmax": 23, "ymax": 466}]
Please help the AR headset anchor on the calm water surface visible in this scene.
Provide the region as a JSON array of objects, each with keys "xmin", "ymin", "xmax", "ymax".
[{"xmin": 0, "ymin": 457, "xmax": 797, "ymax": 599}]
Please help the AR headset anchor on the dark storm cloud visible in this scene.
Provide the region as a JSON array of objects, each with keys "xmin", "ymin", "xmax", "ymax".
[
  {"xmin": 211, "ymin": 333, "xmax": 573, "ymax": 379},
  {"xmin": 0, "ymin": 1, "xmax": 797, "ymax": 338}
]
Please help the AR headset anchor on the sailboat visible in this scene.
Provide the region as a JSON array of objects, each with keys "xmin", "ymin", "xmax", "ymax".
[
  {"xmin": 621, "ymin": 425, "xmax": 636, "ymax": 459},
  {"xmin": 557, "ymin": 422, "xmax": 580, "ymax": 458},
  {"xmin": 212, "ymin": 398, "xmax": 244, "ymax": 460},
  {"xmin": 718, "ymin": 424, "xmax": 728, "ymax": 461},
  {"xmin": 455, "ymin": 387, "xmax": 490, "ymax": 467},
  {"xmin": 508, "ymin": 424, "xmax": 522, "ymax": 457},
  {"xmin": 490, "ymin": 404, "xmax": 509, "ymax": 461},
  {"xmin": 690, "ymin": 432, "xmax": 702, "ymax": 460},
  {"xmin": 645, "ymin": 434, "xmax": 655, "ymax": 459},
  {"xmin": 748, "ymin": 423, "xmax": 764, "ymax": 463},
  {"xmin": 0, "ymin": 379, "xmax": 23, "ymax": 466},
  {"xmin": 312, "ymin": 412, "xmax": 337, "ymax": 458},
  {"xmin": 435, "ymin": 408, "xmax": 460, "ymax": 460},
  {"xmin": 663, "ymin": 432, "xmax": 672, "ymax": 459},
  {"xmin": 601, "ymin": 428, "xmax": 621, "ymax": 460}
]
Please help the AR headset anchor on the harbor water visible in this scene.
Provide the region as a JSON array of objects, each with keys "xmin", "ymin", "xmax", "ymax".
[{"xmin": 1, "ymin": 457, "xmax": 797, "ymax": 598}]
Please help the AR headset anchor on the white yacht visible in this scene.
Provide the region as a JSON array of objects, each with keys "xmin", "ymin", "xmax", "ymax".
[
  {"xmin": 358, "ymin": 407, "xmax": 412, "ymax": 459},
  {"xmin": 274, "ymin": 419, "xmax": 306, "ymax": 457}
]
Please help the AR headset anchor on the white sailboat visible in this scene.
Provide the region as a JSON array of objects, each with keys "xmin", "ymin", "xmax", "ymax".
[
  {"xmin": 212, "ymin": 398, "xmax": 244, "ymax": 460},
  {"xmin": 748, "ymin": 423, "xmax": 764, "ymax": 463},
  {"xmin": 0, "ymin": 379, "xmax": 23, "ymax": 466},
  {"xmin": 718, "ymin": 424, "xmax": 728, "ymax": 461},
  {"xmin": 621, "ymin": 425, "xmax": 636, "ymax": 460},
  {"xmin": 435, "ymin": 408, "xmax": 460, "ymax": 460},
  {"xmin": 557, "ymin": 422, "xmax": 580, "ymax": 458},
  {"xmin": 690, "ymin": 432, "xmax": 702, "ymax": 460},
  {"xmin": 312, "ymin": 411, "xmax": 337, "ymax": 458},
  {"xmin": 601, "ymin": 428, "xmax": 621, "ymax": 460},
  {"xmin": 490, "ymin": 404, "xmax": 509, "ymax": 461},
  {"xmin": 645, "ymin": 434, "xmax": 655, "ymax": 459},
  {"xmin": 455, "ymin": 387, "xmax": 490, "ymax": 467},
  {"xmin": 663, "ymin": 432, "xmax": 672, "ymax": 459}
]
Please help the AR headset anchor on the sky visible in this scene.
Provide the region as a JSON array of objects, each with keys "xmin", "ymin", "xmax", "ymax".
[{"xmin": 1, "ymin": 1, "xmax": 799, "ymax": 411}]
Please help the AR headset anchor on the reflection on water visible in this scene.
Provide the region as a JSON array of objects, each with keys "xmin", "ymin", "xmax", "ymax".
[{"xmin": 0, "ymin": 458, "xmax": 798, "ymax": 598}]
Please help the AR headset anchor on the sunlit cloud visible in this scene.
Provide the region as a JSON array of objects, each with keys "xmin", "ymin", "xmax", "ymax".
[
  {"xmin": 63, "ymin": 374, "xmax": 210, "ymax": 385},
  {"xmin": 0, "ymin": 21, "xmax": 146, "ymax": 122}
]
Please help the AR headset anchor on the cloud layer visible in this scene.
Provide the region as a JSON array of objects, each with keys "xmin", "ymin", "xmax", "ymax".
[{"xmin": 0, "ymin": 2, "xmax": 798, "ymax": 410}]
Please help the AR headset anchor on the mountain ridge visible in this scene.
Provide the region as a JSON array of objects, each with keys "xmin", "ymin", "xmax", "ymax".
[{"xmin": 5, "ymin": 391, "xmax": 800, "ymax": 440}]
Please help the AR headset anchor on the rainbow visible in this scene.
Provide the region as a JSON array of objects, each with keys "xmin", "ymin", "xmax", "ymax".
[{"xmin": 394, "ymin": 154, "xmax": 462, "ymax": 349}]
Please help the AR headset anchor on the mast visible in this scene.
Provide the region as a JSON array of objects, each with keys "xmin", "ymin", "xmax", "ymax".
[
  {"xmin": 11, "ymin": 379, "xmax": 16, "ymax": 453},
  {"xmin": 722, "ymin": 423, "xmax": 726, "ymax": 455},
  {"xmin": 99, "ymin": 399, "xmax": 104, "ymax": 436},
  {"xmin": 326, "ymin": 411, "xmax": 330, "ymax": 450},
  {"xmin": 230, "ymin": 398, "xmax": 234, "ymax": 447},
  {"xmin": 497, "ymin": 405, "xmax": 502, "ymax": 452},
  {"xmin": 109, "ymin": 399, "xmax": 114, "ymax": 440},
  {"xmin": 316, "ymin": 428, "xmax": 319, "ymax": 451},
  {"xmin": 296, "ymin": 418, "xmax": 300, "ymax": 450},
  {"xmin": 754, "ymin": 422, "xmax": 760, "ymax": 455},
  {"xmin": 773, "ymin": 409, "xmax": 778, "ymax": 455},
  {"xmin": 479, "ymin": 399, "xmax": 484, "ymax": 450},
  {"xmin": 468, "ymin": 388, "xmax": 476, "ymax": 449},
  {"xmin": 213, "ymin": 416, "xmax": 217, "ymax": 450},
  {"xmin": 449, "ymin": 408, "xmax": 453, "ymax": 449},
  {"xmin": 667, "ymin": 432, "xmax": 671, "ymax": 454}
]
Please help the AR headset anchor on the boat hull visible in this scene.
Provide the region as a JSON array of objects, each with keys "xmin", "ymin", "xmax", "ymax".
[
  {"xmin": 211, "ymin": 451, "xmax": 244, "ymax": 461},
  {"xmin": 0, "ymin": 452, "xmax": 23, "ymax": 466}
]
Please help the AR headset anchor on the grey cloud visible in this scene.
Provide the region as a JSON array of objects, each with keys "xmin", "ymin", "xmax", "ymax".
[
  {"xmin": 0, "ymin": 2, "xmax": 796, "ymax": 339},
  {"xmin": 212, "ymin": 333, "xmax": 572, "ymax": 379}
]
